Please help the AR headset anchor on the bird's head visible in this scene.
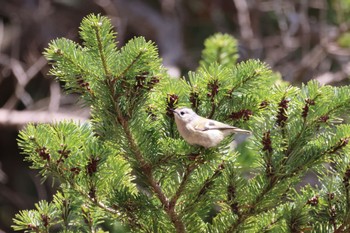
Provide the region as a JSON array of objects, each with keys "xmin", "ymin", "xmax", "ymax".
[{"xmin": 171, "ymin": 107, "xmax": 198, "ymax": 124}]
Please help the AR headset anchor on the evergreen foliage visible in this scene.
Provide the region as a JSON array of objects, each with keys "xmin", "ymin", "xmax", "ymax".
[{"xmin": 12, "ymin": 14, "xmax": 350, "ymax": 232}]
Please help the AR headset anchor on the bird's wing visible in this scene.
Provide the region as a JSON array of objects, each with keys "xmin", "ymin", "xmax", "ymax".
[
  {"xmin": 194, "ymin": 119, "xmax": 251, "ymax": 134},
  {"xmin": 194, "ymin": 120, "xmax": 234, "ymax": 131}
]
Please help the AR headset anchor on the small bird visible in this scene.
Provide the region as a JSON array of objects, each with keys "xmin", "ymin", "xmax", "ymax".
[{"xmin": 172, "ymin": 107, "xmax": 251, "ymax": 148}]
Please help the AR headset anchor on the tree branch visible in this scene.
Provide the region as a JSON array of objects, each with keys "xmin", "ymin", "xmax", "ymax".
[
  {"xmin": 169, "ymin": 162, "xmax": 197, "ymax": 209},
  {"xmin": 94, "ymin": 22, "xmax": 110, "ymax": 76},
  {"xmin": 114, "ymin": 103, "xmax": 186, "ymax": 233},
  {"xmin": 0, "ymin": 109, "xmax": 89, "ymax": 128}
]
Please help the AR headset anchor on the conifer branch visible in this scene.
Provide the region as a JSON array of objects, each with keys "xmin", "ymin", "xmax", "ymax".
[
  {"xmin": 169, "ymin": 162, "xmax": 198, "ymax": 209},
  {"xmin": 215, "ymin": 47, "xmax": 223, "ymax": 64},
  {"xmin": 38, "ymin": 160, "xmax": 121, "ymax": 217},
  {"xmin": 183, "ymin": 161, "xmax": 225, "ymax": 214},
  {"xmin": 71, "ymin": 181, "xmax": 119, "ymax": 215},
  {"xmin": 14, "ymin": 15, "xmax": 350, "ymax": 232},
  {"xmin": 237, "ymin": 136, "xmax": 350, "ymax": 232},
  {"xmin": 52, "ymin": 48, "xmax": 86, "ymax": 74},
  {"xmin": 208, "ymin": 103, "xmax": 216, "ymax": 119},
  {"xmin": 69, "ymin": 168, "xmax": 145, "ymax": 231},
  {"xmin": 227, "ymin": 177, "xmax": 277, "ymax": 232},
  {"xmin": 213, "ymin": 68, "xmax": 261, "ymax": 118},
  {"xmin": 344, "ymin": 168, "xmax": 350, "ymax": 222},
  {"xmin": 260, "ymin": 214, "xmax": 283, "ymax": 233},
  {"xmin": 284, "ymin": 95, "xmax": 337, "ymax": 160},
  {"xmin": 201, "ymin": 161, "xmax": 225, "ymax": 196},
  {"xmin": 227, "ymin": 69, "xmax": 260, "ymax": 95},
  {"xmin": 113, "ymin": 101, "xmax": 185, "ymax": 233},
  {"xmin": 334, "ymin": 216, "xmax": 350, "ymax": 233},
  {"xmin": 51, "ymin": 49, "xmax": 96, "ymax": 98},
  {"xmin": 93, "ymin": 22, "xmax": 109, "ymax": 76},
  {"xmin": 262, "ymin": 131, "xmax": 275, "ymax": 180},
  {"xmin": 118, "ymin": 51, "xmax": 143, "ymax": 79},
  {"xmin": 207, "ymin": 79, "xmax": 219, "ymax": 118},
  {"xmin": 92, "ymin": 197, "xmax": 119, "ymax": 215},
  {"xmin": 121, "ymin": 117, "xmax": 185, "ymax": 232},
  {"xmin": 30, "ymin": 137, "xmax": 133, "ymax": 227},
  {"xmin": 283, "ymin": 137, "xmax": 350, "ymax": 177}
]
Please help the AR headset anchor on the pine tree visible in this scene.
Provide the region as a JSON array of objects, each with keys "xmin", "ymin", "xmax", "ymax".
[{"xmin": 12, "ymin": 14, "xmax": 350, "ymax": 233}]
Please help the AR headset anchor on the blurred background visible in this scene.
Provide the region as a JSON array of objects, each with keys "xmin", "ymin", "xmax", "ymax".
[{"xmin": 1, "ymin": 0, "xmax": 350, "ymax": 232}]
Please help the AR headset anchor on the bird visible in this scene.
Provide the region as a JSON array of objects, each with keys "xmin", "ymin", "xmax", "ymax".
[{"xmin": 172, "ymin": 107, "xmax": 251, "ymax": 148}]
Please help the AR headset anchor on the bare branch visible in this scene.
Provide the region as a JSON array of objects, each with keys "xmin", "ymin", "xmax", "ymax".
[{"xmin": 0, "ymin": 109, "xmax": 89, "ymax": 128}]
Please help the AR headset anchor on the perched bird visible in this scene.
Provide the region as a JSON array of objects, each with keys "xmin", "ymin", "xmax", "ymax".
[{"xmin": 172, "ymin": 107, "xmax": 251, "ymax": 148}]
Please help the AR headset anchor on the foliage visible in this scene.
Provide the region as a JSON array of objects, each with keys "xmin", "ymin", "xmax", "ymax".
[{"xmin": 12, "ymin": 14, "xmax": 350, "ymax": 232}]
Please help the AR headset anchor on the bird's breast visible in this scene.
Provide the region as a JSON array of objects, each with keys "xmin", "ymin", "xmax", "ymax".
[{"xmin": 174, "ymin": 118, "xmax": 226, "ymax": 147}]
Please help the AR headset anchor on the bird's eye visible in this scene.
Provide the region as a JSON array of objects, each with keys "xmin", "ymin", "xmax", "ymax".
[{"xmin": 180, "ymin": 111, "xmax": 185, "ymax": 116}]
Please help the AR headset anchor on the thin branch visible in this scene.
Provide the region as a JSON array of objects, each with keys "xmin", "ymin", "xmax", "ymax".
[
  {"xmin": 94, "ymin": 22, "xmax": 110, "ymax": 76},
  {"xmin": 93, "ymin": 197, "xmax": 120, "ymax": 215},
  {"xmin": 226, "ymin": 176, "xmax": 278, "ymax": 233},
  {"xmin": 117, "ymin": 51, "xmax": 143, "ymax": 79},
  {"xmin": 64, "ymin": 178, "xmax": 120, "ymax": 215},
  {"xmin": 183, "ymin": 161, "xmax": 224, "ymax": 214},
  {"xmin": 169, "ymin": 162, "xmax": 198, "ymax": 209},
  {"xmin": 208, "ymin": 103, "xmax": 216, "ymax": 119}
]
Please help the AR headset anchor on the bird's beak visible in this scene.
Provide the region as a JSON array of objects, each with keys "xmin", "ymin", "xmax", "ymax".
[{"xmin": 170, "ymin": 109, "xmax": 178, "ymax": 116}]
